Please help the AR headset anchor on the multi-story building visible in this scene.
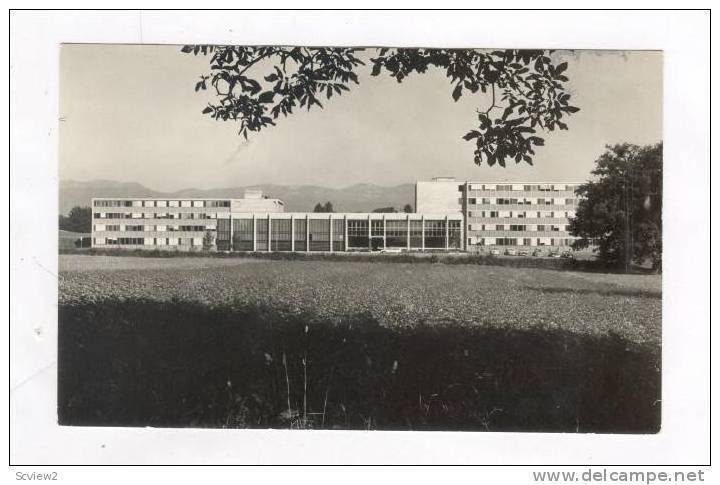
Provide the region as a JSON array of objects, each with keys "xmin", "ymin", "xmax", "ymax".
[
  {"xmin": 90, "ymin": 178, "xmax": 582, "ymax": 253},
  {"xmin": 416, "ymin": 177, "xmax": 582, "ymax": 251},
  {"xmin": 91, "ymin": 189, "xmax": 463, "ymax": 252},
  {"xmin": 91, "ymin": 190, "xmax": 285, "ymax": 250}
]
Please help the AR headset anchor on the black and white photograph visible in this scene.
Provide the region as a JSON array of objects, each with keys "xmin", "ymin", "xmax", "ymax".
[
  {"xmin": 9, "ymin": 9, "xmax": 710, "ymax": 472},
  {"xmin": 57, "ymin": 43, "xmax": 663, "ymax": 432}
]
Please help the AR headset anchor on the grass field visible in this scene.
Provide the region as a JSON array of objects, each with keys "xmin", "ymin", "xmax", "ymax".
[{"xmin": 58, "ymin": 255, "xmax": 661, "ymax": 432}]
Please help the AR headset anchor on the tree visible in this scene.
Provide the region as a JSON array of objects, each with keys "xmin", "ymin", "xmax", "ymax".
[
  {"xmin": 313, "ymin": 201, "xmax": 334, "ymax": 213},
  {"xmin": 403, "ymin": 204, "xmax": 413, "ymax": 213},
  {"xmin": 372, "ymin": 207, "xmax": 397, "ymax": 213},
  {"xmin": 569, "ymin": 143, "xmax": 662, "ymax": 271},
  {"xmin": 59, "ymin": 206, "xmax": 92, "ymax": 233},
  {"xmin": 202, "ymin": 229, "xmax": 215, "ymax": 251},
  {"xmin": 181, "ymin": 46, "xmax": 579, "ymax": 167}
]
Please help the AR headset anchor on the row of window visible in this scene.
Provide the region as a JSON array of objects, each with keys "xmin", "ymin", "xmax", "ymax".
[
  {"xmin": 466, "ymin": 198, "xmax": 577, "ymax": 206},
  {"xmin": 473, "ymin": 237, "xmax": 576, "ymax": 247},
  {"xmin": 459, "ymin": 184, "xmax": 577, "ymax": 192},
  {"xmin": 99, "ymin": 237, "xmax": 204, "ymax": 246},
  {"xmin": 469, "ymin": 224, "xmax": 570, "ymax": 232},
  {"xmin": 215, "ymin": 218, "xmax": 463, "ymax": 251},
  {"xmin": 94, "ymin": 224, "xmax": 209, "ymax": 232},
  {"xmin": 94, "ymin": 212, "xmax": 219, "ymax": 220},
  {"xmin": 469, "ymin": 211, "xmax": 575, "ymax": 219},
  {"xmin": 94, "ymin": 200, "xmax": 231, "ymax": 208}
]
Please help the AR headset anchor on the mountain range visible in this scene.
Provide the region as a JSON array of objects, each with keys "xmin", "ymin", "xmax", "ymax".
[{"xmin": 59, "ymin": 179, "xmax": 416, "ymax": 215}]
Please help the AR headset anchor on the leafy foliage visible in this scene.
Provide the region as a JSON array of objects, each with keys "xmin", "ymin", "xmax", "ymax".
[
  {"xmin": 182, "ymin": 45, "xmax": 579, "ymax": 167},
  {"xmin": 313, "ymin": 201, "xmax": 334, "ymax": 213},
  {"xmin": 403, "ymin": 204, "xmax": 413, "ymax": 213},
  {"xmin": 569, "ymin": 143, "xmax": 663, "ymax": 271},
  {"xmin": 202, "ymin": 229, "xmax": 216, "ymax": 251},
  {"xmin": 372, "ymin": 206, "xmax": 398, "ymax": 213},
  {"xmin": 59, "ymin": 206, "xmax": 92, "ymax": 233}
]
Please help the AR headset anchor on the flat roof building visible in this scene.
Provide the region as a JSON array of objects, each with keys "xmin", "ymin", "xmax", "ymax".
[
  {"xmin": 416, "ymin": 179, "xmax": 582, "ymax": 251},
  {"xmin": 90, "ymin": 190, "xmax": 464, "ymax": 252},
  {"xmin": 90, "ymin": 180, "xmax": 583, "ymax": 253}
]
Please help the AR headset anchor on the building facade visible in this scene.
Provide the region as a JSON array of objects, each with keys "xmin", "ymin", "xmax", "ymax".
[
  {"xmin": 91, "ymin": 190, "xmax": 284, "ymax": 250},
  {"xmin": 91, "ymin": 179, "xmax": 582, "ymax": 253},
  {"xmin": 91, "ymin": 190, "xmax": 463, "ymax": 252},
  {"xmin": 416, "ymin": 178, "xmax": 582, "ymax": 251}
]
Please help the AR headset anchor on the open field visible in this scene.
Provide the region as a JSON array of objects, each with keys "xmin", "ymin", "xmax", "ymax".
[{"xmin": 58, "ymin": 255, "xmax": 661, "ymax": 432}]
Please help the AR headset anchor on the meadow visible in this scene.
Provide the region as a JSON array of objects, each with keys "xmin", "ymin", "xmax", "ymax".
[{"xmin": 58, "ymin": 255, "xmax": 661, "ymax": 432}]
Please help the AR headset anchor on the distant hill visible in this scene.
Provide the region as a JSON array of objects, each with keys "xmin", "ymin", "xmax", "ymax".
[{"xmin": 59, "ymin": 180, "xmax": 416, "ymax": 215}]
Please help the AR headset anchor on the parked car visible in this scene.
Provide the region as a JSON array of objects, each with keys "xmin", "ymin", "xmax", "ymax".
[
  {"xmin": 380, "ymin": 248, "xmax": 402, "ymax": 254},
  {"xmin": 518, "ymin": 250, "xmax": 529, "ymax": 257},
  {"xmin": 531, "ymin": 249, "xmax": 543, "ymax": 257},
  {"xmin": 549, "ymin": 251, "xmax": 561, "ymax": 258},
  {"xmin": 561, "ymin": 250, "xmax": 575, "ymax": 259},
  {"xmin": 489, "ymin": 249, "xmax": 501, "ymax": 256},
  {"xmin": 504, "ymin": 248, "xmax": 517, "ymax": 256}
]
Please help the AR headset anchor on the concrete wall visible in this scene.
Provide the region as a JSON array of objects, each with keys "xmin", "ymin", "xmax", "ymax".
[{"xmin": 415, "ymin": 181, "xmax": 463, "ymax": 214}]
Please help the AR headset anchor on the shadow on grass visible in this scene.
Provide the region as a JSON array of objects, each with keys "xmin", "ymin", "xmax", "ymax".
[
  {"xmin": 522, "ymin": 286, "xmax": 662, "ymax": 300},
  {"xmin": 58, "ymin": 301, "xmax": 661, "ymax": 433}
]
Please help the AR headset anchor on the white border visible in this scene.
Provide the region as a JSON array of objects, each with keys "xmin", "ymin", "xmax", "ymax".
[{"xmin": 8, "ymin": 10, "xmax": 711, "ymax": 466}]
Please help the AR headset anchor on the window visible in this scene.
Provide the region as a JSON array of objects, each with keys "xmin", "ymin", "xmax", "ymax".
[
  {"xmin": 468, "ymin": 198, "xmax": 476, "ymax": 204},
  {"xmin": 347, "ymin": 220, "xmax": 369, "ymax": 248},
  {"xmin": 106, "ymin": 225, "xmax": 120, "ymax": 231},
  {"xmin": 209, "ymin": 200, "xmax": 231, "ymax": 208},
  {"xmin": 125, "ymin": 225, "xmax": 144, "ymax": 231},
  {"xmin": 294, "ymin": 219, "xmax": 307, "ymax": 251},
  {"xmin": 489, "ymin": 211, "xmax": 498, "ymax": 218},
  {"xmin": 331, "ymin": 219, "xmax": 344, "ymax": 251},
  {"xmin": 509, "ymin": 225, "xmax": 526, "ymax": 232},
  {"xmin": 448, "ymin": 220, "xmax": 462, "ymax": 249},
  {"xmin": 271, "ymin": 219, "xmax": 293, "ymax": 251},
  {"xmin": 497, "ymin": 184, "xmax": 512, "ymax": 191},
  {"xmin": 371, "ymin": 220, "xmax": 384, "ymax": 237},
  {"xmin": 386, "ymin": 220, "xmax": 408, "ymax": 248},
  {"xmin": 423, "ymin": 220, "xmax": 446, "ymax": 248},
  {"xmin": 537, "ymin": 225, "xmax": 545, "ymax": 231},
  {"xmin": 308, "ymin": 219, "xmax": 330, "ymax": 251},
  {"xmin": 496, "ymin": 224, "xmax": 505, "ymax": 231},
  {"xmin": 409, "ymin": 220, "xmax": 423, "ymax": 248},
  {"xmin": 255, "ymin": 219, "xmax": 269, "ymax": 251},
  {"xmin": 458, "ymin": 185, "xmax": 464, "ymax": 192},
  {"xmin": 117, "ymin": 237, "xmax": 144, "ymax": 245},
  {"xmin": 178, "ymin": 225, "xmax": 206, "ymax": 232}
]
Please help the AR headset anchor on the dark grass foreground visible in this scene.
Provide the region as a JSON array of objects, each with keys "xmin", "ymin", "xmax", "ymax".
[{"xmin": 58, "ymin": 301, "xmax": 660, "ymax": 432}]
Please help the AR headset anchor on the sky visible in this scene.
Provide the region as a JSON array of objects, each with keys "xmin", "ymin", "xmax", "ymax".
[{"xmin": 59, "ymin": 45, "xmax": 662, "ymax": 191}]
